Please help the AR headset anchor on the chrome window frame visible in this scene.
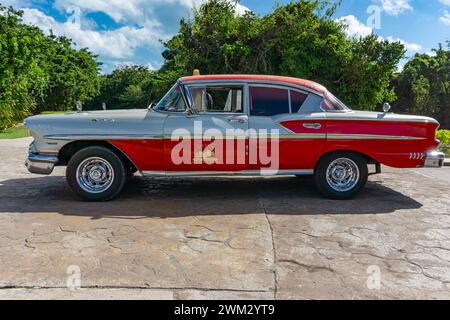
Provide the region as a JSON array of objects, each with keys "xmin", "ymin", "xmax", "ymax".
[{"xmin": 152, "ymin": 80, "xmax": 192, "ymax": 115}]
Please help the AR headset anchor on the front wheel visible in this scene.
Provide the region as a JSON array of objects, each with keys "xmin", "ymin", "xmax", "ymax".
[
  {"xmin": 314, "ymin": 152, "xmax": 368, "ymax": 200},
  {"xmin": 66, "ymin": 146, "xmax": 126, "ymax": 201}
]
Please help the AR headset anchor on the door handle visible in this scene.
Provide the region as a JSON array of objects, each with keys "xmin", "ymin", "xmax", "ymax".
[
  {"xmin": 303, "ymin": 123, "xmax": 322, "ymax": 130},
  {"xmin": 228, "ymin": 116, "xmax": 247, "ymax": 124}
]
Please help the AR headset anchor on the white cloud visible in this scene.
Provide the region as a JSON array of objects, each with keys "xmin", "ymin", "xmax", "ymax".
[
  {"xmin": 336, "ymin": 15, "xmax": 422, "ymax": 54},
  {"xmin": 440, "ymin": 11, "xmax": 450, "ymax": 25},
  {"xmin": 385, "ymin": 36, "xmax": 422, "ymax": 52},
  {"xmin": 1, "ymin": 0, "xmax": 33, "ymax": 6},
  {"xmin": 234, "ymin": 2, "xmax": 251, "ymax": 16},
  {"xmin": 22, "ymin": 8, "xmax": 162, "ymax": 59},
  {"xmin": 377, "ymin": 0, "xmax": 412, "ymax": 16},
  {"xmin": 18, "ymin": 0, "xmax": 250, "ymax": 69},
  {"xmin": 336, "ymin": 15, "xmax": 373, "ymax": 38},
  {"xmin": 439, "ymin": 0, "xmax": 450, "ymax": 6},
  {"xmin": 53, "ymin": 0, "xmax": 248, "ymax": 24}
]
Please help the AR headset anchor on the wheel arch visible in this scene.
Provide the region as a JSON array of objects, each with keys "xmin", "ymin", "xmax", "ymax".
[
  {"xmin": 314, "ymin": 149, "xmax": 378, "ymax": 171},
  {"xmin": 58, "ymin": 140, "xmax": 139, "ymax": 173}
]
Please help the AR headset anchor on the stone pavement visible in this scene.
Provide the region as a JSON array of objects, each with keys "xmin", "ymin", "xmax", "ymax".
[{"xmin": 0, "ymin": 138, "xmax": 449, "ymax": 299}]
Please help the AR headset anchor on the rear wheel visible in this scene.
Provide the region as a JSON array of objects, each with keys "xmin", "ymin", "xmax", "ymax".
[
  {"xmin": 66, "ymin": 146, "xmax": 126, "ymax": 201},
  {"xmin": 314, "ymin": 152, "xmax": 368, "ymax": 200}
]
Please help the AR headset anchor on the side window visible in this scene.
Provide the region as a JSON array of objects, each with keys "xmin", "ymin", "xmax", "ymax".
[
  {"xmin": 250, "ymin": 86, "xmax": 289, "ymax": 116},
  {"xmin": 297, "ymin": 93, "xmax": 323, "ymax": 114},
  {"xmin": 154, "ymin": 84, "xmax": 186, "ymax": 112},
  {"xmin": 290, "ymin": 91, "xmax": 308, "ymax": 113},
  {"xmin": 188, "ymin": 86, "xmax": 243, "ymax": 113}
]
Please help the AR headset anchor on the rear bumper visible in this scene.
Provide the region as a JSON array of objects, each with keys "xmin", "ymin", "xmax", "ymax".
[
  {"xmin": 424, "ymin": 150, "xmax": 445, "ymax": 168},
  {"xmin": 25, "ymin": 151, "xmax": 58, "ymax": 175}
]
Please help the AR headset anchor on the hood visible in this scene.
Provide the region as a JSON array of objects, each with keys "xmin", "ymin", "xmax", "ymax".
[
  {"xmin": 25, "ymin": 109, "xmax": 149, "ymax": 126},
  {"xmin": 23, "ymin": 109, "xmax": 157, "ymax": 139}
]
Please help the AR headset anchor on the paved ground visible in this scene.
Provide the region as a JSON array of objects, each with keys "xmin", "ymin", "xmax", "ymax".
[{"xmin": 0, "ymin": 137, "xmax": 449, "ymax": 300}]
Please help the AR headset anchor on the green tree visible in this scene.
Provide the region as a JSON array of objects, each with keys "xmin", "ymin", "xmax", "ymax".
[
  {"xmin": 0, "ymin": 4, "xmax": 101, "ymax": 130},
  {"xmin": 0, "ymin": 5, "xmax": 47, "ymax": 130},
  {"xmin": 34, "ymin": 35, "xmax": 102, "ymax": 113},
  {"xmin": 394, "ymin": 43, "xmax": 450, "ymax": 128},
  {"xmin": 161, "ymin": 0, "xmax": 405, "ymax": 110},
  {"xmin": 85, "ymin": 66, "xmax": 180, "ymax": 110}
]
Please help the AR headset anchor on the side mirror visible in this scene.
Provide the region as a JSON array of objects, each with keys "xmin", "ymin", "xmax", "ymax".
[{"xmin": 383, "ymin": 102, "xmax": 392, "ymax": 113}]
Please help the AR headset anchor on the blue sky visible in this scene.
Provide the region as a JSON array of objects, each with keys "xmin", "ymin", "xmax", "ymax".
[{"xmin": 4, "ymin": 0, "xmax": 449, "ymax": 73}]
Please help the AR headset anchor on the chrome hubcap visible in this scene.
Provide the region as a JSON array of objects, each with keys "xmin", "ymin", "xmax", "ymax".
[
  {"xmin": 76, "ymin": 157, "xmax": 114, "ymax": 193},
  {"xmin": 326, "ymin": 158, "xmax": 360, "ymax": 192}
]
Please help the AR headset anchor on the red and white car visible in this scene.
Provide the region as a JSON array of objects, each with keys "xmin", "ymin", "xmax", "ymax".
[{"xmin": 24, "ymin": 74, "xmax": 445, "ymax": 201}]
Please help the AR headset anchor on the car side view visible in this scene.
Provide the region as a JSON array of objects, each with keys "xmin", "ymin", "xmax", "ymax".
[{"xmin": 24, "ymin": 74, "xmax": 445, "ymax": 201}]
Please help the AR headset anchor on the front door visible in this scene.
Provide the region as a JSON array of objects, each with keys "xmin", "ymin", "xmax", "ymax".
[{"xmin": 163, "ymin": 83, "xmax": 249, "ymax": 173}]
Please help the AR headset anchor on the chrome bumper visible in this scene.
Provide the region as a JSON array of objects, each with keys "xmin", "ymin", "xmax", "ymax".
[
  {"xmin": 25, "ymin": 152, "xmax": 58, "ymax": 175},
  {"xmin": 424, "ymin": 150, "xmax": 445, "ymax": 168}
]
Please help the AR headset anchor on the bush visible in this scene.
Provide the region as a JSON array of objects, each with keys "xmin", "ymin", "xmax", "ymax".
[
  {"xmin": 0, "ymin": 5, "xmax": 100, "ymax": 130},
  {"xmin": 437, "ymin": 130, "xmax": 450, "ymax": 157}
]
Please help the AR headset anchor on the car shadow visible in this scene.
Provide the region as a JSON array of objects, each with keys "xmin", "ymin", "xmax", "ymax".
[{"xmin": 0, "ymin": 175, "xmax": 423, "ymax": 219}]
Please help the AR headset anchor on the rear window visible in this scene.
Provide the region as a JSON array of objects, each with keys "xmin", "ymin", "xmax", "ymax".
[{"xmin": 322, "ymin": 92, "xmax": 351, "ymax": 112}]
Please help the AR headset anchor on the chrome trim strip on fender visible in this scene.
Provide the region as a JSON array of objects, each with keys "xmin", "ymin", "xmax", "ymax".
[
  {"xmin": 141, "ymin": 169, "xmax": 314, "ymax": 177},
  {"xmin": 171, "ymin": 134, "xmax": 326, "ymax": 140},
  {"xmin": 325, "ymin": 116, "xmax": 439, "ymax": 124},
  {"xmin": 327, "ymin": 134, "xmax": 426, "ymax": 140},
  {"xmin": 44, "ymin": 133, "xmax": 425, "ymax": 141},
  {"xmin": 44, "ymin": 134, "xmax": 165, "ymax": 140},
  {"xmin": 278, "ymin": 133, "xmax": 326, "ymax": 139}
]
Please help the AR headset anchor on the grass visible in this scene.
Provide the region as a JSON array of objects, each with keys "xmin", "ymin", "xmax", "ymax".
[
  {"xmin": 0, "ymin": 124, "xmax": 29, "ymax": 139},
  {"xmin": 0, "ymin": 111, "xmax": 70, "ymax": 139},
  {"xmin": 41, "ymin": 110, "xmax": 71, "ymax": 115}
]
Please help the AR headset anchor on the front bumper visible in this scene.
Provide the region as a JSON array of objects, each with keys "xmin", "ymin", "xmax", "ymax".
[
  {"xmin": 424, "ymin": 150, "xmax": 445, "ymax": 168},
  {"xmin": 25, "ymin": 151, "xmax": 58, "ymax": 175}
]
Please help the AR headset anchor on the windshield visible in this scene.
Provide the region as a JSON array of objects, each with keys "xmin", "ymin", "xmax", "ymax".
[
  {"xmin": 154, "ymin": 84, "xmax": 186, "ymax": 112},
  {"xmin": 322, "ymin": 92, "xmax": 351, "ymax": 112}
]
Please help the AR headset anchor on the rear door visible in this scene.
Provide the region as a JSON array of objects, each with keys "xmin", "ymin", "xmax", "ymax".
[{"xmin": 247, "ymin": 84, "xmax": 327, "ymax": 172}]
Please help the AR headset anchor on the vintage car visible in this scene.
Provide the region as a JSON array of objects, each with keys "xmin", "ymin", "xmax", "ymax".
[{"xmin": 24, "ymin": 74, "xmax": 445, "ymax": 201}]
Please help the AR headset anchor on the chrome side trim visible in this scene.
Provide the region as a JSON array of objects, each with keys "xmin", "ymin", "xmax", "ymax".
[
  {"xmin": 44, "ymin": 134, "xmax": 165, "ymax": 140},
  {"xmin": 278, "ymin": 133, "xmax": 326, "ymax": 139},
  {"xmin": 328, "ymin": 134, "xmax": 426, "ymax": 140},
  {"xmin": 44, "ymin": 133, "xmax": 423, "ymax": 141},
  {"xmin": 45, "ymin": 133, "xmax": 329, "ymax": 141},
  {"xmin": 170, "ymin": 134, "xmax": 248, "ymax": 140},
  {"xmin": 170, "ymin": 134, "xmax": 326, "ymax": 140},
  {"xmin": 141, "ymin": 169, "xmax": 314, "ymax": 177},
  {"xmin": 325, "ymin": 117, "xmax": 439, "ymax": 124}
]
